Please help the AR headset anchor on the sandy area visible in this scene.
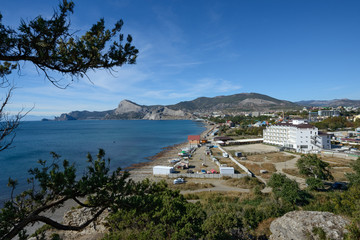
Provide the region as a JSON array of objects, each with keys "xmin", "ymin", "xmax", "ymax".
[
  {"xmin": 128, "ymin": 122, "xmax": 215, "ymax": 182},
  {"xmin": 224, "ymin": 143, "xmax": 279, "ymax": 154}
]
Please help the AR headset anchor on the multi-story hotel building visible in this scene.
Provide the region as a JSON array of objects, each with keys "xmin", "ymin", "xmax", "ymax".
[{"xmin": 263, "ymin": 119, "xmax": 331, "ymax": 152}]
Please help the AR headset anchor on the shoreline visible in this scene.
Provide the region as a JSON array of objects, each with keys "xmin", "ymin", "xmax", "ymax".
[{"xmin": 128, "ymin": 122, "xmax": 214, "ymax": 182}]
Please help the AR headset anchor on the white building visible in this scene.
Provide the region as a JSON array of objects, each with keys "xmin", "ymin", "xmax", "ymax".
[{"xmin": 263, "ymin": 119, "xmax": 331, "ymax": 152}]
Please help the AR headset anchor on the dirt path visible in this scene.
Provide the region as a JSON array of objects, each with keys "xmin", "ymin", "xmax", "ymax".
[{"xmin": 272, "ymin": 153, "xmax": 306, "ymax": 187}]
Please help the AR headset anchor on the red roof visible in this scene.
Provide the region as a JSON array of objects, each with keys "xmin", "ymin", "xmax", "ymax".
[{"xmin": 188, "ymin": 135, "xmax": 200, "ymax": 141}]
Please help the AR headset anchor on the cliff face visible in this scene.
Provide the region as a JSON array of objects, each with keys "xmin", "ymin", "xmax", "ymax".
[
  {"xmin": 143, "ymin": 106, "xmax": 188, "ymax": 120},
  {"xmin": 107, "ymin": 100, "xmax": 190, "ymax": 120}
]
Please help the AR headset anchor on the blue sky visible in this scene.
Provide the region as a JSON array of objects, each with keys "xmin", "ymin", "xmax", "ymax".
[{"xmin": 1, "ymin": 0, "xmax": 360, "ymax": 118}]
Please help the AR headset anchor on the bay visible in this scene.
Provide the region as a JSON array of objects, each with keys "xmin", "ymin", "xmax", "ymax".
[{"xmin": 0, "ymin": 120, "xmax": 205, "ymax": 204}]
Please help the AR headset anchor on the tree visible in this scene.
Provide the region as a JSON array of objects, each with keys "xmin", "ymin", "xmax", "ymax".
[
  {"xmin": 0, "ymin": 87, "xmax": 26, "ymax": 152},
  {"xmin": 0, "ymin": 0, "xmax": 138, "ymax": 87},
  {"xmin": 0, "ymin": 150, "xmax": 164, "ymax": 240},
  {"xmin": 296, "ymin": 154, "xmax": 333, "ymax": 180},
  {"xmin": 268, "ymin": 173, "xmax": 306, "ymax": 205},
  {"xmin": 346, "ymin": 157, "xmax": 360, "ymax": 187},
  {"xmin": 105, "ymin": 186, "xmax": 206, "ymax": 240},
  {"xmin": 0, "ymin": 0, "xmax": 138, "ymax": 152}
]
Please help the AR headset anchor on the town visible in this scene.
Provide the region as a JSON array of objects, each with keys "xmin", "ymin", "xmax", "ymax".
[{"xmin": 152, "ymin": 107, "xmax": 360, "ymax": 189}]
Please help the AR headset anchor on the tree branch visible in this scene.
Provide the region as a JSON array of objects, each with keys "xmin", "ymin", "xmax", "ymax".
[{"xmin": 2, "ymin": 206, "xmax": 107, "ymax": 240}]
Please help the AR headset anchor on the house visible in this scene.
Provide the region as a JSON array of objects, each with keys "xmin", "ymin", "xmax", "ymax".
[
  {"xmin": 188, "ymin": 135, "xmax": 201, "ymax": 145},
  {"xmin": 263, "ymin": 119, "xmax": 329, "ymax": 152},
  {"xmin": 225, "ymin": 120, "xmax": 235, "ymax": 127}
]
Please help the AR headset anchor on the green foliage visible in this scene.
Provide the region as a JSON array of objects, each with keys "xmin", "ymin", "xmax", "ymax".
[
  {"xmin": 227, "ymin": 126, "xmax": 264, "ymax": 137},
  {"xmin": 0, "ymin": 150, "xmax": 163, "ymax": 240},
  {"xmin": 225, "ymin": 176, "xmax": 265, "ymax": 189},
  {"xmin": 313, "ymin": 116, "xmax": 349, "ymax": 130},
  {"xmin": 312, "ymin": 227, "xmax": 327, "ymax": 240},
  {"xmin": 201, "ymin": 212, "xmax": 243, "ymax": 240},
  {"xmin": 296, "ymin": 154, "xmax": 333, "ymax": 180},
  {"xmin": 0, "ymin": 0, "xmax": 138, "ymax": 86},
  {"xmin": 268, "ymin": 173, "xmax": 308, "ymax": 205},
  {"xmin": 346, "ymin": 157, "xmax": 360, "ymax": 187},
  {"xmin": 104, "ymin": 186, "xmax": 206, "ymax": 240},
  {"xmin": 332, "ymin": 185, "xmax": 360, "ymax": 222},
  {"xmin": 306, "ymin": 177, "xmax": 325, "ymax": 191},
  {"xmin": 344, "ymin": 222, "xmax": 360, "ymax": 240}
]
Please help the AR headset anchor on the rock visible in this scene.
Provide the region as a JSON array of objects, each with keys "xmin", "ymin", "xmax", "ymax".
[
  {"xmin": 114, "ymin": 99, "xmax": 144, "ymax": 114},
  {"xmin": 59, "ymin": 207, "xmax": 109, "ymax": 240},
  {"xmin": 54, "ymin": 113, "xmax": 77, "ymax": 121},
  {"xmin": 269, "ymin": 211, "xmax": 350, "ymax": 240}
]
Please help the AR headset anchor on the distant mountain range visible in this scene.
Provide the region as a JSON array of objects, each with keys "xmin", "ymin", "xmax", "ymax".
[
  {"xmin": 296, "ymin": 99, "xmax": 360, "ymax": 107},
  {"xmin": 53, "ymin": 93, "xmax": 360, "ymax": 121},
  {"xmin": 54, "ymin": 93, "xmax": 298, "ymax": 120}
]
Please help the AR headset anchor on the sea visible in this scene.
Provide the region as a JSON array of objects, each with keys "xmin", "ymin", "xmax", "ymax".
[{"xmin": 0, "ymin": 120, "xmax": 205, "ymax": 204}]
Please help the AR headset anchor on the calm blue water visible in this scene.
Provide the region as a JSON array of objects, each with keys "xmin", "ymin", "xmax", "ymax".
[{"xmin": 0, "ymin": 120, "xmax": 205, "ymax": 204}]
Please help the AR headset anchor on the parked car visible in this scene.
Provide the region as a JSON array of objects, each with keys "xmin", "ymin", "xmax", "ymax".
[
  {"xmin": 332, "ymin": 182, "xmax": 347, "ymax": 190},
  {"xmin": 173, "ymin": 178, "xmax": 185, "ymax": 184}
]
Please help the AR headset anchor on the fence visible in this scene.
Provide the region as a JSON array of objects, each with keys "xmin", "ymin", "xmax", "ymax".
[
  {"xmin": 167, "ymin": 173, "xmax": 248, "ymax": 179},
  {"xmin": 217, "ymin": 145, "xmax": 254, "ymax": 176}
]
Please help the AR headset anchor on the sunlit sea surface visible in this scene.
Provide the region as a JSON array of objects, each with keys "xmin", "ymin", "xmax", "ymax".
[{"xmin": 0, "ymin": 120, "xmax": 205, "ymax": 204}]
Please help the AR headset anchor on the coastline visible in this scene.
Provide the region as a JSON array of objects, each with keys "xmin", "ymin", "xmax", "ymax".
[
  {"xmin": 128, "ymin": 121, "xmax": 213, "ymax": 182},
  {"xmin": 24, "ymin": 120, "xmax": 213, "ymax": 237}
]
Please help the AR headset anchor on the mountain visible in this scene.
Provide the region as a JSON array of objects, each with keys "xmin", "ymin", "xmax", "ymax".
[
  {"xmin": 296, "ymin": 99, "xmax": 360, "ymax": 107},
  {"xmin": 54, "ymin": 93, "xmax": 300, "ymax": 120},
  {"xmin": 103, "ymin": 100, "xmax": 191, "ymax": 120},
  {"xmin": 168, "ymin": 93, "xmax": 298, "ymax": 113}
]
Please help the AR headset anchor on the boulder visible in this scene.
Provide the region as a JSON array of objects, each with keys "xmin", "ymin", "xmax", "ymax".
[{"xmin": 269, "ymin": 211, "xmax": 350, "ymax": 240}]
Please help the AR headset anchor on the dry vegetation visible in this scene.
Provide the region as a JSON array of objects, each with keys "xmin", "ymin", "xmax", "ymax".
[
  {"xmin": 260, "ymin": 163, "xmax": 276, "ymax": 172},
  {"xmin": 330, "ymin": 167, "xmax": 353, "ymax": 182},
  {"xmin": 183, "ymin": 191, "xmax": 250, "ymax": 201},
  {"xmin": 168, "ymin": 181, "xmax": 215, "ymax": 191},
  {"xmin": 320, "ymin": 156, "xmax": 353, "ymax": 168},
  {"xmin": 282, "ymin": 168, "xmax": 303, "ymax": 178},
  {"xmin": 240, "ymin": 162, "xmax": 263, "ymax": 174},
  {"xmin": 224, "ymin": 176, "xmax": 265, "ymax": 189},
  {"xmin": 255, "ymin": 218, "xmax": 276, "ymax": 237},
  {"xmin": 265, "ymin": 153, "xmax": 295, "ymax": 162}
]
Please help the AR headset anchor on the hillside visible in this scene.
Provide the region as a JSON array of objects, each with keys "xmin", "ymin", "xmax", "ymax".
[
  {"xmin": 296, "ymin": 99, "xmax": 360, "ymax": 107},
  {"xmin": 168, "ymin": 93, "xmax": 299, "ymax": 113}
]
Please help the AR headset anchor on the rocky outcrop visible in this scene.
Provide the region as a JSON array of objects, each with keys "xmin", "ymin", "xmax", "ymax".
[
  {"xmin": 269, "ymin": 211, "xmax": 350, "ymax": 240},
  {"xmin": 114, "ymin": 99, "xmax": 145, "ymax": 115},
  {"xmin": 54, "ymin": 113, "xmax": 77, "ymax": 121},
  {"xmin": 143, "ymin": 106, "xmax": 188, "ymax": 120}
]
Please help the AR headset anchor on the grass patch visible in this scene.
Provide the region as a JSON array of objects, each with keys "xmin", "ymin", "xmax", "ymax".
[
  {"xmin": 260, "ymin": 163, "xmax": 276, "ymax": 172},
  {"xmin": 254, "ymin": 218, "xmax": 275, "ymax": 237},
  {"xmin": 247, "ymin": 155, "xmax": 265, "ymax": 162},
  {"xmin": 282, "ymin": 168, "xmax": 303, "ymax": 178},
  {"xmin": 241, "ymin": 162, "xmax": 263, "ymax": 174},
  {"xmin": 169, "ymin": 182, "xmax": 214, "ymax": 191},
  {"xmin": 330, "ymin": 167, "xmax": 353, "ymax": 182},
  {"xmin": 225, "ymin": 176, "xmax": 265, "ymax": 189},
  {"xmin": 265, "ymin": 153, "xmax": 296, "ymax": 162},
  {"xmin": 183, "ymin": 191, "xmax": 250, "ymax": 202},
  {"xmin": 320, "ymin": 156, "xmax": 352, "ymax": 165}
]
